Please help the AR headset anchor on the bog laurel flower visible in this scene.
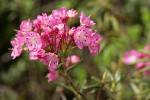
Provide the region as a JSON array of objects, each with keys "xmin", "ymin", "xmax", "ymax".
[
  {"xmin": 11, "ymin": 7, "xmax": 103, "ymax": 82},
  {"xmin": 80, "ymin": 11, "xmax": 95, "ymax": 26},
  {"xmin": 123, "ymin": 45, "xmax": 150, "ymax": 76},
  {"xmin": 123, "ymin": 50, "xmax": 143, "ymax": 64},
  {"xmin": 67, "ymin": 9, "xmax": 78, "ymax": 19}
]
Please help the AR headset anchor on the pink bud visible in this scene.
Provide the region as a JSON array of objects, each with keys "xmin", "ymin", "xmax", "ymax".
[{"xmin": 70, "ymin": 55, "xmax": 80, "ymax": 64}]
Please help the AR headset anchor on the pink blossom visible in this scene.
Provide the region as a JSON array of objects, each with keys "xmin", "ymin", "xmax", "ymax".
[
  {"xmin": 123, "ymin": 45, "xmax": 150, "ymax": 76},
  {"xmin": 38, "ymin": 13, "xmax": 51, "ymax": 26},
  {"xmin": 52, "ymin": 7, "xmax": 68, "ymax": 23},
  {"xmin": 29, "ymin": 49, "xmax": 45, "ymax": 60},
  {"xmin": 88, "ymin": 43, "xmax": 100, "ymax": 56},
  {"xmin": 70, "ymin": 55, "xmax": 80, "ymax": 64},
  {"xmin": 68, "ymin": 9, "xmax": 78, "ymax": 19},
  {"xmin": 74, "ymin": 26, "xmax": 92, "ymax": 49},
  {"xmin": 39, "ymin": 53, "xmax": 59, "ymax": 71},
  {"xmin": 38, "ymin": 13, "xmax": 50, "ymax": 25},
  {"xmin": 41, "ymin": 32, "xmax": 50, "ymax": 48},
  {"xmin": 15, "ymin": 31, "xmax": 27, "ymax": 45},
  {"xmin": 123, "ymin": 50, "xmax": 143, "ymax": 64},
  {"xmin": 46, "ymin": 71, "xmax": 58, "ymax": 82},
  {"xmin": 136, "ymin": 62, "xmax": 150, "ymax": 76},
  {"xmin": 16, "ymin": 31, "xmax": 24, "ymax": 40},
  {"xmin": 11, "ymin": 38, "xmax": 23, "ymax": 59},
  {"xmin": 142, "ymin": 62, "xmax": 150, "ymax": 76},
  {"xmin": 80, "ymin": 11, "xmax": 95, "ymax": 26},
  {"xmin": 20, "ymin": 19, "xmax": 32, "ymax": 32},
  {"xmin": 33, "ymin": 13, "xmax": 53, "ymax": 31},
  {"xmin": 25, "ymin": 32, "xmax": 42, "ymax": 51},
  {"xmin": 56, "ymin": 23, "xmax": 69, "ymax": 36},
  {"xmin": 65, "ymin": 55, "xmax": 80, "ymax": 67},
  {"xmin": 91, "ymin": 32, "xmax": 103, "ymax": 44},
  {"xmin": 88, "ymin": 32, "xmax": 103, "ymax": 56},
  {"xmin": 136, "ymin": 62, "xmax": 145, "ymax": 69},
  {"xmin": 48, "ymin": 14, "xmax": 62, "ymax": 26},
  {"xmin": 69, "ymin": 27, "xmax": 76, "ymax": 35}
]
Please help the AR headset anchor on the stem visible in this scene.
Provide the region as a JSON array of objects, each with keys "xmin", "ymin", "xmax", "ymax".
[{"xmin": 61, "ymin": 70, "xmax": 88, "ymax": 100}]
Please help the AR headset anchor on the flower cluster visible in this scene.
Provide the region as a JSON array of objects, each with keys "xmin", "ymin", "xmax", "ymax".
[
  {"xmin": 11, "ymin": 7, "xmax": 103, "ymax": 82},
  {"xmin": 123, "ymin": 45, "xmax": 150, "ymax": 75}
]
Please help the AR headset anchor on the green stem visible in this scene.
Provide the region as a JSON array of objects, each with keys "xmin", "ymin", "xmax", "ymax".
[{"xmin": 61, "ymin": 70, "xmax": 88, "ymax": 100}]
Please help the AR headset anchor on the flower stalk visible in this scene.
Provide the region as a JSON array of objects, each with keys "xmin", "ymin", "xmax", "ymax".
[{"xmin": 61, "ymin": 69, "xmax": 87, "ymax": 100}]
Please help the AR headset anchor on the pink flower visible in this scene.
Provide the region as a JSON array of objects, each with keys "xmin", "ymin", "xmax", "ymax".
[
  {"xmin": 25, "ymin": 32, "xmax": 42, "ymax": 51},
  {"xmin": 11, "ymin": 38, "xmax": 23, "ymax": 59},
  {"xmin": 80, "ymin": 11, "xmax": 95, "ymax": 26},
  {"xmin": 20, "ymin": 19, "xmax": 32, "ymax": 32},
  {"xmin": 39, "ymin": 53, "xmax": 59, "ymax": 71},
  {"xmin": 136, "ymin": 62, "xmax": 145, "ymax": 69},
  {"xmin": 123, "ymin": 45, "xmax": 150, "ymax": 76},
  {"xmin": 73, "ymin": 26, "xmax": 92, "ymax": 49},
  {"xmin": 136, "ymin": 62, "xmax": 150, "ymax": 76},
  {"xmin": 88, "ymin": 43, "xmax": 100, "ymax": 56},
  {"xmin": 29, "ymin": 49, "xmax": 45, "ymax": 60},
  {"xmin": 46, "ymin": 71, "xmax": 58, "ymax": 82},
  {"xmin": 33, "ymin": 13, "xmax": 53, "ymax": 31},
  {"xmin": 40, "ymin": 32, "xmax": 51, "ymax": 49},
  {"xmin": 91, "ymin": 32, "xmax": 103, "ymax": 44},
  {"xmin": 56, "ymin": 23, "xmax": 69, "ymax": 36},
  {"xmin": 123, "ymin": 50, "xmax": 143, "ymax": 64},
  {"xmin": 69, "ymin": 27, "xmax": 76, "ymax": 35},
  {"xmin": 48, "ymin": 14, "xmax": 62, "ymax": 26},
  {"xmin": 52, "ymin": 7, "xmax": 68, "ymax": 23},
  {"xmin": 88, "ymin": 32, "xmax": 103, "ymax": 56},
  {"xmin": 65, "ymin": 55, "xmax": 80, "ymax": 67},
  {"xmin": 142, "ymin": 62, "xmax": 150, "ymax": 76},
  {"xmin": 38, "ymin": 13, "xmax": 51, "ymax": 26},
  {"xmin": 70, "ymin": 55, "xmax": 80, "ymax": 64},
  {"xmin": 15, "ymin": 31, "xmax": 28, "ymax": 46},
  {"xmin": 68, "ymin": 9, "xmax": 78, "ymax": 19}
]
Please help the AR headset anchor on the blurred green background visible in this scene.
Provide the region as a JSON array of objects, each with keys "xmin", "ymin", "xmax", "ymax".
[{"xmin": 0, "ymin": 0, "xmax": 150, "ymax": 100}]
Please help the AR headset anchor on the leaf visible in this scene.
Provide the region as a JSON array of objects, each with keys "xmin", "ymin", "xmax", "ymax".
[
  {"xmin": 115, "ymin": 71, "xmax": 121, "ymax": 82},
  {"xmin": 128, "ymin": 25, "xmax": 141, "ymax": 42},
  {"xmin": 110, "ymin": 15, "xmax": 120, "ymax": 32},
  {"xmin": 130, "ymin": 83, "xmax": 140, "ymax": 94},
  {"xmin": 82, "ymin": 83, "xmax": 100, "ymax": 90},
  {"xmin": 91, "ymin": 76, "xmax": 101, "ymax": 83}
]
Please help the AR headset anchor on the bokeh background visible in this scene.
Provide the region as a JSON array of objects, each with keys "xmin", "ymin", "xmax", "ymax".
[{"xmin": 0, "ymin": 0, "xmax": 150, "ymax": 100}]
